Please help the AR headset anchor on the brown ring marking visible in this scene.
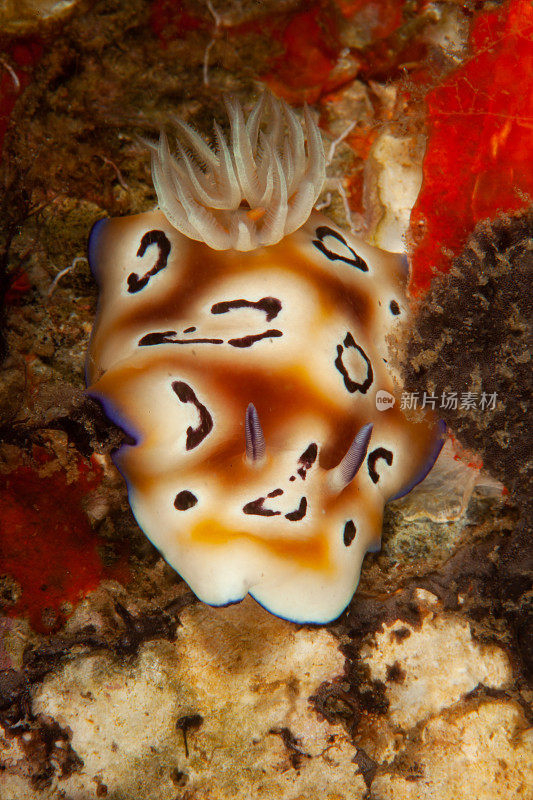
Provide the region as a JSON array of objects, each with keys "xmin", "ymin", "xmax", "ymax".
[
  {"xmin": 312, "ymin": 226, "xmax": 369, "ymax": 272},
  {"xmin": 334, "ymin": 332, "xmax": 373, "ymax": 394}
]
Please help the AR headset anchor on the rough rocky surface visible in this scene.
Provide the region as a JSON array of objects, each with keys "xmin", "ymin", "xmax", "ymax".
[
  {"xmin": 0, "ymin": 0, "xmax": 80, "ymax": 35},
  {"xmin": 0, "ymin": 1, "xmax": 531, "ymax": 798},
  {"xmin": 404, "ymin": 209, "xmax": 533, "ymax": 510},
  {"xmin": 30, "ymin": 599, "xmax": 365, "ymax": 800}
]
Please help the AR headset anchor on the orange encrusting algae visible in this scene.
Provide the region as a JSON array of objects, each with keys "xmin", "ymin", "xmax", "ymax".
[{"xmin": 409, "ymin": 0, "xmax": 533, "ymax": 293}]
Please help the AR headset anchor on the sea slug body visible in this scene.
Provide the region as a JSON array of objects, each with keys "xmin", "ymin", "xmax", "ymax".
[{"xmin": 86, "ymin": 94, "xmax": 444, "ymax": 623}]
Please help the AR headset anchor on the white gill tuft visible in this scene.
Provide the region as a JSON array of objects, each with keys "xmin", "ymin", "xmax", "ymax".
[{"xmin": 151, "ymin": 93, "xmax": 326, "ymax": 250}]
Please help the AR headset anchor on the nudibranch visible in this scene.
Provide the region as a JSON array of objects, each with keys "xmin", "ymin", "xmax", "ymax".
[{"xmin": 86, "ymin": 95, "xmax": 444, "ymax": 623}]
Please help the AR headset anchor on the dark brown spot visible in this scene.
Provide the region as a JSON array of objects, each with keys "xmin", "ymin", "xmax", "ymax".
[
  {"xmin": 170, "ymin": 769, "xmax": 188, "ymax": 787},
  {"xmin": 211, "ymin": 297, "xmax": 282, "ymax": 322},
  {"xmin": 391, "ymin": 627, "xmax": 411, "ymax": 642},
  {"xmin": 285, "ymin": 497, "xmax": 307, "ymax": 521},
  {"xmin": 312, "ymin": 226, "xmax": 369, "ymax": 272},
  {"xmin": 367, "ymin": 447, "xmax": 393, "ymax": 483},
  {"xmin": 299, "ymin": 443, "xmax": 318, "ymax": 470},
  {"xmin": 176, "ymin": 714, "xmax": 203, "ymax": 758},
  {"xmin": 389, "ymin": 300, "xmax": 400, "ymax": 315},
  {"xmin": 334, "ymin": 332, "xmax": 373, "ymax": 394},
  {"xmin": 174, "ymin": 491, "xmax": 198, "ymax": 510},
  {"xmin": 127, "ymin": 229, "xmax": 171, "ymax": 293},
  {"xmin": 139, "ymin": 330, "xmax": 177, "ymax": 346},
  {"xmin": 228, "ymin": 329, "xmax": 283, "ymax": 348},
  {"xmin": 243, "ymin": 497, "xmax": 281, "ymax": 516},
  {"xmin": 267, "ymin": 488, "xmax": 284, "ymax": 498},
  {"xmin": 171, "ymin": 381, "xmax": 214, "ymax": 450},
  {"xmin": 139, "ymin": 332, "xmax": 223, "ymax": 346},
  {"xmin": 343, "ymin": 520, "xmax": 356, "ymax": 546},
  {"xmin": 183, "ymin": 326, "xmax": 197, "ymax": 333},
  {"xmin": 386, "ymin": 661, "xmax": 406, "ymax": 683},
  {"xmin": 296, "ymin": 443, "xmax": 318, "ymax": 480},
  {"xmin": 176, "ymin": 713, "xmax": 203, "ymax": 733},
  {"xmin": 353, "ymin": 749, "xmax": 378, "ymax": 789}
]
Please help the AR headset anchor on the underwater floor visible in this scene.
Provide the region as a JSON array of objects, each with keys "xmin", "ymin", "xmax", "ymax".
[{"xmin": 0, "ymin": 1, "xmax": 531, "ymax": 798}]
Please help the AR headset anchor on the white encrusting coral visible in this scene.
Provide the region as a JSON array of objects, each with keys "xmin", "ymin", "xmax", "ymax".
[{"xmin": 150, "ymin": 93, "xmax": 326, "ymax": 250}]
